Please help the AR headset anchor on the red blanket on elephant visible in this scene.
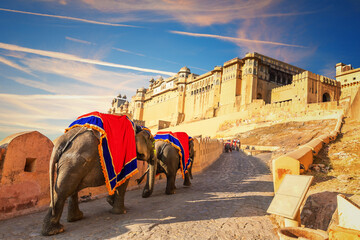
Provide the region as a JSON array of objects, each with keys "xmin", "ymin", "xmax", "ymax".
[
  {"xmin": 66, "ymin": 112, "xmax": 138, "ymax": 195},
  {"xmin": 154, "ymin": 131, "xmax": 191, "ymax": 178}
]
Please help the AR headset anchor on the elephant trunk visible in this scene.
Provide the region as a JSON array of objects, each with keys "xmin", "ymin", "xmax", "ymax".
[{"xmin": 142, "ymin": 153, "xmax": 157, "ymax": 198}]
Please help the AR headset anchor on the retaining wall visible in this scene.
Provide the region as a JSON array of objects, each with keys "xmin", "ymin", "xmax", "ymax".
[
  {"xmin": 0, "ymin": 131, "xmax": 53, "ymax": 220},
  {"xmin": 272, "ymin": 113, "xmax": 344, "ymax": 192}
]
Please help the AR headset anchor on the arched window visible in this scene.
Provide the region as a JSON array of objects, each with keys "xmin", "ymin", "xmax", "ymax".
[{"xmin": 257, "ymin": 93, "xmax": 262, "ymax": 99}]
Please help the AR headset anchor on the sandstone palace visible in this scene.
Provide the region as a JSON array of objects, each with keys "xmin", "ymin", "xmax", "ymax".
[{"xmin": 109, "ymin": 52, "xmax": 360, "ymax": 129}]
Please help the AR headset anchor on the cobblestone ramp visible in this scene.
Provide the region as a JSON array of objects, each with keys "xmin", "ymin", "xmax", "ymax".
[{"xmin": 0, "ymin": 151, "xmax": 279, "ymax": 240}]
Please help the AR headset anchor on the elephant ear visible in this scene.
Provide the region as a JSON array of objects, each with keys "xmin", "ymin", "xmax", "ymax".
[{"xmin": 91, "ymin": 129, "xmax": 101, "ymax": 141}]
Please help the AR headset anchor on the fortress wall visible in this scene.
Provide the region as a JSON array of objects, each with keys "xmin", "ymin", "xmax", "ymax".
[
  {"xmin": 350, "ymin": 88, "xmax": 360, "ymax": 121},
  {"xmin": 0, "ymin": 131, "xmax": 53, "ymax": 220},
  {"xmin": 184, "ymin": 90, "xmax": 214, "ymax": 121},
  {"xmin": 143, "ymin": 91, "xmax": 179, "ymax": 125},
  {"xmin": 272, "ymin": 113, "xmax": 344, "ymax": 192},
  {"xmin": 191, "ymin": 137, "xmax": 223, "ymax": 173}
]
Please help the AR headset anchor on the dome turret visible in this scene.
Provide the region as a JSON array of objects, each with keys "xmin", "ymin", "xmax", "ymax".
[{"xmin": 179, "ymin": 66, "xmax": 191, "ymax": 74}]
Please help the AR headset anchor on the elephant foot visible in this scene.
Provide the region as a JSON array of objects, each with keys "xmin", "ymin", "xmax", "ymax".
[
  {"xmin": 142, "ymin": 189, "xmax": 152, "ymax": 198},
  {"xmin": 183, "ymin": 181, "xmax": 191, "ymax": 187},
  {"xmin": 110, "ymin": 207, "xmax": 127, "ymax": 214},
  {"xmin": 41, "ymin": 222, "xmax": 65, "ymax": 236},
  {"xmin": 165, "ymin": 189, "xmax": 175, "ymax": 195},
  {"xmin": 67, "ymin": 210, "xmax": 83, "ymax": 222},
  {"xmin": 106, "ymin": 195, "xmax": 115, "ymax": 206}
]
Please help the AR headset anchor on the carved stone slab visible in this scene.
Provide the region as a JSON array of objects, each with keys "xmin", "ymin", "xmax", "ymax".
[{"xmin": 267, "ymin": 174, "xmax": 313, "ymax": 219}]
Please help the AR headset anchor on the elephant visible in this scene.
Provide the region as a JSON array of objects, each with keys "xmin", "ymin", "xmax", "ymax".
[
  {"xmin": 41, "ymin": 125, "xmax": 157, "ymax": 236},
  {"xmin": 142, "ymin": 137, "xmax": 195, "ymax": 197}
]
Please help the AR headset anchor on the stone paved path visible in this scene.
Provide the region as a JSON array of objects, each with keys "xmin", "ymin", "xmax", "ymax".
[{"xmin": 0, "ymin": 151, "xmax": 278, "ymax": 240}]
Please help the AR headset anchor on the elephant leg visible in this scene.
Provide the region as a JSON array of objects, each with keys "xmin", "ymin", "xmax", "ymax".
[
  {"xmin": 106, "ymin": 194, "xmax": 115, "ymax": 206},
  {"xmin": 165, "ymin": 173, "xmax": 176, "ymax": 195},
  {"xmin": 67, "ymin": 192, "xmax": 83, "ymax": 222},
  {"xmin": 183, "ymin": 172, "xmax": 191, "ymax": 187},
  {"xmin": 41, "ymin": 193, "xmax": 66, "ymax": 236},
  {"xmin": 111, "ymin": 178, "xmax": 129, "ymax": 214}
]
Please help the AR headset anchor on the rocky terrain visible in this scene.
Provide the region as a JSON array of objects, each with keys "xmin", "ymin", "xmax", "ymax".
[
  {"xmin": 234, "ymin": 118, "xmax": 360, "ymax": 231},
  {"xmin": 307, "ymin": 118, "xmax": 360, "ymax": 195}
]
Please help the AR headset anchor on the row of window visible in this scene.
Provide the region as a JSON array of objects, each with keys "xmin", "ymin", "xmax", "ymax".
[
  {"xmin": 191, "ymin": 84, "xmax": 214, "ymax": 95},
  {"xmin": 189, "ymin": 76, "xmax": 215, "ymax": 90},
  {"xmin": 224, "ymin": 65, "xmax": 237, "ymax": 73}
]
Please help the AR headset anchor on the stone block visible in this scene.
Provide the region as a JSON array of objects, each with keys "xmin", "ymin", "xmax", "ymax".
[
  {"xmin": 317, "ymin": 134, "xmax": 330, "ymax": 144},
  {"xmin": 278, "ymin": 227, "xmax": 328, "ymax": 240},
  {"xmin": 304, "ymin": 138, "xmax": 323, "ymax": 155},
  {"xmin": 328, "ymin": 225, "xmax": 360, "ymax": 240},
  {"xmin": 337, "ymin": 194, "xmax": 360, "ymax": 231},
  {"xmin": 272, "ymin": 156, "xmax": 300, "ymax": 192},
  {"xmin": 286, "ymin": 147, "xmax": 313, "ymax": 171}
]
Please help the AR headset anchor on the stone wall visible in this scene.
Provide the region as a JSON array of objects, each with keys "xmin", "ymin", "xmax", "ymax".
[
  {"xmin": 0, "ymin": 131, "xmax": 53, "ymax": 220},
  {"xmin": 349, "ymin": 88, "xmax": 360, "ymax": 121},
  {"xmin": 191, "ymin": 137, "xmax": 223, "ymax": 173}
]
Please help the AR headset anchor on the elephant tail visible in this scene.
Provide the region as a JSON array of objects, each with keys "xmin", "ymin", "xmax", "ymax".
[
  {"xmin": 49, "ymin": 144, "xmax": 61, "ymax": 216},
  {"xmin": 49, "ymin": 127, "xmax": 87, "ymax": 215}
]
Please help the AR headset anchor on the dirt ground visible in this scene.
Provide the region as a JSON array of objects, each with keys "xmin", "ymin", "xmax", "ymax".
[
  {"xmin": 235, "ymin": 119, "xmax": 337, "ymax": 160},
  {"xmin": 234, "ymin": 118, "xmax": 360, "ymax": 195},
  {"xmin": 233, "ymin": 118, "xmax": 360, "ymax": 231},
  {"xmin": 306, "ymin": 118, "xmax": 360, "ymax": 195}
]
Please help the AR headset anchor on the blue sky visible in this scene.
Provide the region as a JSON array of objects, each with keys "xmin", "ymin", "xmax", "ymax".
[{"xmin": 0, "ymin": 0, "xmax": 359, "ymax": 141}]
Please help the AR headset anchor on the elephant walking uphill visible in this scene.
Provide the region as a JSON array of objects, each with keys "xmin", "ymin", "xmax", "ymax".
[
  {"xmin": 42, "ymin": 112, "xmax": 157, "ymax": 236},
  {"xmin": 142, "ymin": 131, "xmax": 195, "ymax": 198}
]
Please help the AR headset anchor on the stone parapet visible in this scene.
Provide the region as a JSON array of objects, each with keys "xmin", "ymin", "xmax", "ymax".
[{"xmin": 272, "ymin": 113, "xmax": 344, "ymax": 193}]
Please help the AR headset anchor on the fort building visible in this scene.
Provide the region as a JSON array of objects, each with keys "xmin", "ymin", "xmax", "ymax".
[
  {"xmin": 109, "ymin": 52, "xmax": 342, "ymax": 128},
  {"xmin": 271, "ymin": 71, "xmax": 341, "ymax": 104},
  {"xmin": 335, "ymin": 62, "xmax": 360, "ymax": 104}
]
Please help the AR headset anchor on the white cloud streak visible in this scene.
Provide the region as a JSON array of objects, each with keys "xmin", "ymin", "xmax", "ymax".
[
  {"xmin": 112, "ymin": 47, "xmax": 145, "ymax": 57},
  {"xmin": 65, "ymin": 36, "xmax": 92, "ymax": 45},
  {"xmin": 0, "ymin": 93, "xmax": 115, "ymax": 139},
  {"xmin": 79, "ymin": 0, "xmax": 314, "ymax": 26},
  {"xmin": 0, "ymin": 7, "xmax": 139, "ymax": 28},
  {"xmin": 170, "ymin": 30, "xmax": 306, "ymax": 48},
  {"xmin": 0, "ymin": 42, "xmax": 176, "ymax": 76},
  {"xmin": 0, "ymin": 56, "xmax": 36, "ymax": 76},
  {"xmin": 19, "ymin": 57, "xmax": 146, "ymax": 93}
]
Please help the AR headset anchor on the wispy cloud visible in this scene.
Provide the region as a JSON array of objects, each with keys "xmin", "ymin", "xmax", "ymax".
[
  {"xmin": 170, "ymin": 30, "xmax": 306, "ymax": 48},
  {"xmin": 19, "ymin": 57, "xmax": 148, "ymax": 92},
  {"xmin": 66, "ymin": 36, "xmax": 92, "ymax": 45},
  {"xmin": 0, "ymin": 42, "xmax": 176, "ymax": 75},
  {"xmin": 0, "ymin": 93, "xmax": 114, "ymax": 139},
  {"xmin": 0, "ymin": 56, "xmax": 36, "ymax": 76},
  {"xmin": 79, "ymin": 0, "xmax": 313, "ymax": 26},
  {"xmin": 112, "ymin": 47, "xmax": 145, "ymax": 57},
  {"xmin": 0, "ymin": 7, "xmax": 139, "ymax": 27}
]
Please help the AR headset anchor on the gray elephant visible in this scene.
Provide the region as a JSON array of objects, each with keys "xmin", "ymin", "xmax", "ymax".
[
  {"xmin": 142, "ymin": 137, "xmax": 195, "ymax": 197},
  {"xmin": 42, "ymin": 125, "xmax": 156, "ymax": 236}
]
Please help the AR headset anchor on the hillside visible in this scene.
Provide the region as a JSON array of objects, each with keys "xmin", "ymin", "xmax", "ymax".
[
  {"xmin": 235, "ymin": 119, "xmax": 337, "ymax": 159},
  {"xmin": 308, "ymin": 119, "xmax": 360, "ymax": 195},
  {"xmin": 233, "ymin": 118, "xmax": 359, "ymax": 195}
]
